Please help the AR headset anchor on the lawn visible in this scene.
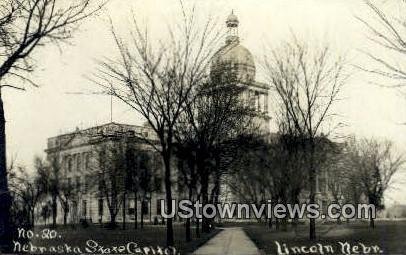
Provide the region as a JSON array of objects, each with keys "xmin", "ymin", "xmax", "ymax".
[
  {"xmin": 243, "ymin": 220, "xmax": 406, "ymax": 255},
  {"xmin": 12, "ymin": 223, "xmax": 220, "ymax": 255}
]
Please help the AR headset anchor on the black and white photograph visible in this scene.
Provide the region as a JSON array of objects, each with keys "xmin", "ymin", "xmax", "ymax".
[{"xmin": 0, "ymin": 0, "xmax": 405, "ymax": 254}]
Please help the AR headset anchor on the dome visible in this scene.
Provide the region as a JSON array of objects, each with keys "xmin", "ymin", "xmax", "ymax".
[
  {"xmin": 210, "ymin": 11, "xmax": 256, "ymax": 84},
  {"xmin": 210, "ymin": 41, "xmax": 256, "ymax": 84}
]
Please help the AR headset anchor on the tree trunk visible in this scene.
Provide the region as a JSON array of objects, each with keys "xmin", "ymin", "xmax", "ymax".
[
  {"xmin": 63, "ymin": 211, "xmax": 67, "ymax": 226},
  {"xmin": 111, "ymin": 213, "xmax": 117, "ymax": 228},
  {"xmin": 282, "ymin": 217, "xmax": 288, "ymax": 232},
  {"xmin": 308, "ymin": 143, "xmax": 316, "ymax": 240},
  {"xmin": 275, "ymin": 218, "xmax": 280, "ymax": 230},
  {"xmin": 292, "ymin": 193, "xmax": 300, "ymax": 231},
  {"xmin": 200, "ymin": 172, "xmax": 209, "ymax": 233},
  {"xmin": 149, "ymin": 196, "xmax": 152, "ymax": 224},
  {"xmin": 369, "ymin": 214, "xmax": 375, "ymax": 228},
  {"xmin": 61, "ymin": 201, "xmax": 68, "ymax": 226},
  {"xmin": 31, "ymin": 210, "xmax": 35, "ymax": 228},
  {"xmin": 134, "ymin": 194, "xmax": 137, "ymax": 229},
  {"xmin": 108, "ymin": 208, "xmax": 118, "ymax": 229},
  {"xmin": 195, "ymin": 217, "xmax": 200, "ymax": 238},
  {"xmin": 122, "ymin": 192, "xmax": 126, "ymax": 230},
  {"xmin": 0, "ymin": 91, "xmax": 11, "ymax": 252},
  {"xmin": 141, "ymin": 199, "xmax": 144, "ymax": 229},
  {"xmin": 185, "ymin": 189, "xmax": 193, "ymax": 242},
  {"xmin": 163, "ymin": 152, "xmax": 174, "ymax": 246},
  {"xmin": 52, "ymin": 196, "xmax": 57, "ymax": 228},
  {"xmin": 186, "ymin": 218, "xmax": 191, "ymax": 242}
]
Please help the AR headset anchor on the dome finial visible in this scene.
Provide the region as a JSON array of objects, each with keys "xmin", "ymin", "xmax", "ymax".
[
  {"xmin": 226, "ymin": 10, "xmax": 239, "ymax": 27},
  {"xmin": 226, "ymin": 10, "xmax": 239, "ymax": 44}
]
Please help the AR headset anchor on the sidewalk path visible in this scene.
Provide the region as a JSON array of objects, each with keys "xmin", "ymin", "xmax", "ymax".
[{"xmin": 193, "ymin": 227, "xmax": 261, "ymax": 255}]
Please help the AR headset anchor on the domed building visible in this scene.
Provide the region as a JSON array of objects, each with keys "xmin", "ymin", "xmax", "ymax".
[{"xmin": 210, "ymin": 11, "xmax": 270, "ymax": 132}]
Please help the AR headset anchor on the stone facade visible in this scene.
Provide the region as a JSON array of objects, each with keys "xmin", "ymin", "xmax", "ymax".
[{"xmin": 41, "ymin": 122, "xmax": 169, "ymax": 225}]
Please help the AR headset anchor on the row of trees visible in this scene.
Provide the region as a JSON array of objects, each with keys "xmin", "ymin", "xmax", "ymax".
[
  {"xmin": 95, "ymin": 137, "xmax": 161, "ymax": 229},
  {"xmin": 7, "ymin": 137, "xmax": 161, "ymax": 231},
  {"xmin": 231, "ymin": 133, "xmax": 404, "ymax": 230},
  {"xmin": 1, "ymin": 1, "xmax": 406, "ymax": 251}
]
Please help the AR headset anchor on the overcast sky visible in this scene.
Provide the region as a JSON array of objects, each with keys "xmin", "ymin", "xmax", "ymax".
[{"xmin": 4, "ymin": 0, "xmax": 406, "ymax": 205}]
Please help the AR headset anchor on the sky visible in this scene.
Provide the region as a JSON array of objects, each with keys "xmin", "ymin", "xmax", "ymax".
[{"xmin": 3, "ymin": 0, "xmax": 406, "ymax": 205}]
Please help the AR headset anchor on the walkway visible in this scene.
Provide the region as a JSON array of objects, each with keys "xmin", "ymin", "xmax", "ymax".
[{"xmin": 193, "ymin": 227, "xmax": 261, "ymax": 255}]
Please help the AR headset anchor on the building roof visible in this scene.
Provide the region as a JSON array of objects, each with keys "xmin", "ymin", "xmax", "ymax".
[
  {"xmin": 46, "ymin": 122, "xmax": 156, "ymax": 152},
  {"xmin": 210, "ymin": 11, "xmax": 257, "ymax": 85},
  {"xmin": 211, "ymin": 42, "xmax": 255, "ymax": 71}
]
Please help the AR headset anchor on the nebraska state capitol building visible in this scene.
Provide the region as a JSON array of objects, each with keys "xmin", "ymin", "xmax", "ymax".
[{"xmin": 41, "ymin": 12, "xmax": 279, "ymax": 225}]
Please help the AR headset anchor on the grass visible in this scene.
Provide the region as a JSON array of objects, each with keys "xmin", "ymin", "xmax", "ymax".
[
  {"xmin": 13, "ymin": 223, "xmax": 220, "ymax": 254},
  {"xmin": 243, "ymin": 220, "xmax": 406, "ymax": 255}
]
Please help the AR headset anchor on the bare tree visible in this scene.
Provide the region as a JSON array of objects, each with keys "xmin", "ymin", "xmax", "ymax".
[
  {"xmin": 124, "ymin": 142, "xmax": 140, "ymax": 230},
  {"xmin": 174, "ymin": 72, "xmax": 257, "ymax": 233},
  {"xmin": 8, "ymin": 162, "xmax": 46, "ymax": 228},
  {"xmin": 24, "ymin": 155, "xmax": 63, "ymax": 228},
  {"xmin": 46, "ymin": 154, "xmax": 63, "ymax": 228},
  {"xmin": 0, "ymin": 0, "xmax": 104, "ymax": 249},
  {"xmin": 137, "ymin": 151, "xmax": 160, "ymax": 229},
  {"xmin": 95, "ymin": 139, "xmax": 127, "ymax": 229},
  {"xmin": 262, "ymin": 36, "xmax": 347, "ymax": 239},
  {"xmin": 174, "ymin": 141, "xmax": 200, "ymax": 241},
  {"xmin": 93, "ymin": 6, "xmax": 222, "ymax": 245},
  {"xmin": 326, "ymin": 140, "xmax": 363, "ymax": 224},
  {"xmin": 346, "ymin": 137, "xmax": 405, "ymax": 228},
  {"xmin": 58, "ymin": 176, "xmax": 76, "ymax": 227},
  {"xmin": 228, "ymin": 138, "xmax": 268, "ymax": 206},
  {"xmin": 269, "ymin": 135, "xmax": 308, "ymax": 230},
  {"xmin": 358, "ymin": 1, "xmax": 406, "ymax": 103}
]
